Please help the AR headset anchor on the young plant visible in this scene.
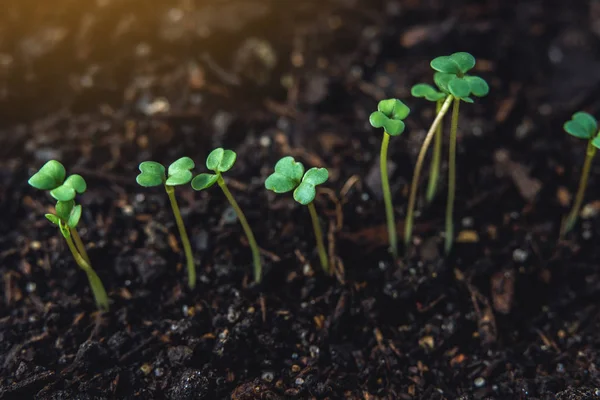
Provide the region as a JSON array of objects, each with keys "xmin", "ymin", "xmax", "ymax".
[
  {"xmin": 28, "ymin": 160, "xmax": 109, "ymax": 311},
  {"xmin": 411, "ymin": 84, "xmax": 446, "ymax": 204},
  {"xmin": 264, "ymin": 156, "xmax": 330, "ymax": 274},
  {"xmin": 368, "ymin": 99, "xmax": 410, "ymax": 259},
  {"xmin": 191, "ymin": 148, "xmax": 263, "ymax": 283},
  {"xmin": 405, "ymin": 52, "xmax": 489, "ymax": 255},
  {"xmin": 562, "ymin": 112, "xmax": 600, "ymax": 234},
  {"xmin": 136, "ymin": 157, "xmax": 197, "ymax": 289}
]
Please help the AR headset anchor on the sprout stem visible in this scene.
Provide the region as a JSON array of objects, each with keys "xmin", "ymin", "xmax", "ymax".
[
  {"xmin": 307, "ymin": 201, "xmax": 329, "ymax": 274},
  {"xmin": 64, "ymin": 233, "xmax": 109, "ymax": 311},
  {"xmin": 165, "ymin": 185, "xmax": 196, "ymax": 289},
  {"xmin": 426, "ymin": 99, "xmax": 444, "ymax": 204},
  {"xmin": 216, "ymin": 174, "xmax": 263, "ymax": 283},
  {"xmin": 70, "ymin": 228, "xmax": 91, "ymax": 265},
  {"xmin": 445, "ymin": 97, "xmax": 461, "ymax": 254},
  {"xmin": 380, "ymin": 132, "xmax": 398, "ymax": 259},
  {"xmin": 564, "ymin": 141, "xmax": 597, "ymax": 234},
  {"xmin": 405, "ymin": 95, "xmax": 454, "ymax": 247}
]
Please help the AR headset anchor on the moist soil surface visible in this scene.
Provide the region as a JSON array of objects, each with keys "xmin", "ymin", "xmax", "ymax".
[{"xmin": 2, "ymin": 0, "xmax": 600, "ymax": 399}]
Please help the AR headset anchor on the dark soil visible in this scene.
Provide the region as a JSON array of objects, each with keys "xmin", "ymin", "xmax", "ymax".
[{"xmin": 2, "ymin": 0, "xmax": 600, "ymax": 399}]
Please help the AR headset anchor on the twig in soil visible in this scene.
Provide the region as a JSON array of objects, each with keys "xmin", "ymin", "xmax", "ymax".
[
  {"xmin": 191, "ymin": 148, "xmax": 263, "ymax": 283},
  {"xmin": 369, "ymin": 99, "xmax": 411, "ymax": 260},
  {"xmin": 561, "ymin": 111, "xmax": 600, "ymax": 235},
  {"xmin": 136, "ymin": 157, "xmax": 197, "ymax": 289},
  {"xmin": 455, "ymin": 268, "xmax": 497, "ymax": 344},
  {"xmin": 265, "ymin": 156, "xmax": 330, "ymax": 275}
]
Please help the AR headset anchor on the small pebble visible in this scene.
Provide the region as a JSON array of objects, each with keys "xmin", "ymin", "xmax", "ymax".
[
  {"xmin": 512, "ymin": 248, "xmax": 528, "ymax": 262},
  {"xmin": 26, "ymin": 282, "xmax": 37, "ymax": 293},
  {"xmin": 259, "ymin": 136, "xmax": 271, "ymax": 147},
  {"xmin": 154, "ymin": 367, "xmax": 164, "ymax": 377},
  {"xmin": 261, "ymin": 371, "xmax": 274, "ymax": 382},
  {"xmin": 474, "ymin": 377, "xmax": 486, "ymax": 388},
  {"xmin": 295, "ymin": 377, "xmax": 304, "ymax": 386}
]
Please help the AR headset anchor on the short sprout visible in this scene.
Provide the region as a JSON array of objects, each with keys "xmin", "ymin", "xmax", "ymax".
[{"xmin": 431, "ymin": 52, "xmax": 489, "ymax": 102}]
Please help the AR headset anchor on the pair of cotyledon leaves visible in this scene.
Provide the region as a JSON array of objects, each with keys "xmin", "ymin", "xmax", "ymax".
[
  {"xmin": 136, "ymin": 149, "xmax": 237, "ymax": 190},
  {"xmin": 369, "ymin": 99, "xmax": 411, "ymax": 136},
  {"xmin": 28, "ymin": 160, "xmax": 87, "ymax": 202},
  {"xmin": 411, "ymin": 52, "xmax": 489, "ymax": 103},
  {"xmin": 264, "ymin": 156, "xmax": 328, "ymax": 205},
  {"xmin": 45, "ymin": 200, "xmax": 82, "ymax": 233},
  {"xmin": 564, "ymin": 112, "xmax": 600, "ymax": 148}
]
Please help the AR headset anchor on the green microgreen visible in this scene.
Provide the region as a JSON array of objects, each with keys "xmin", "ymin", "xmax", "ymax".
[
  {"xmin": 265, "ymin": 156, "xmax": 330, "ymax": 274},
  {"xmin": 28, "ymin": 160, "xmax": 109, "ymax": 311},
  {"xmin": 562, "ymin": 112, "xmax": 600, "ymax": 235},
  {"xmin": 136, "ymin": 157, "xmax": 197, "ymax": 289},
  {"xmin": 191, "ymin": 148, "xmax": 263, "ymax": 283},
  {"xmin": 406, "ymin": 52, "xmax": 489, "ymax": 255},
  {"xmin": 369, "ymin": 99, "xmax": 410, "ymax": 259}
]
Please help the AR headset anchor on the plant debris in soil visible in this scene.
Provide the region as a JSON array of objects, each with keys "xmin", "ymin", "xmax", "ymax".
[{"xmin": 2, "ymin": 0, "xmax": 600, "ymax": 399}]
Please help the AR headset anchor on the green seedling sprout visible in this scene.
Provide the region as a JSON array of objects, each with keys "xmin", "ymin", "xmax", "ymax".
[
  {"xmin": 562, "ymin": 112, "xmax": 600, "ymax": 235},
  {"xmin": 405, "ymin": 52, "xmax": 489, "ymax": 255},
  {"xmin": 369, "ymin": 98, "xmax": 410, "ymax": 259},
  {"xmin": 191, "ymin": 148, "xmax": 263, "ymax": 283},
  {"xmin": 411, "ymin": 84, "xmax": 446, "ymax": 204},
  {"xmin": 264, "ymin": 156, "xmax": 330, "ymax": 274},
  {"xmin": 136, "ymin": 157, "xmax": 196, "ymax": 289},
  {"xmin": 28, "ymin": 160, "xmax": 109, "ymax": 311}
]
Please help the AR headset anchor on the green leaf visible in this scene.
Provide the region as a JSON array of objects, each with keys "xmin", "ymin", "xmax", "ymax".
[
  {"xmin": 461, "ymin": 97, "xmax": 474, "ymax": 104},
  {"xmin": 433, "ymin": 72, "xmax": 453, "ymax": 93},
  {"xmin": 564, "ymin": 112, "xmax": 598, "ymax": 140},
  {"xmin": 303, "ymin": 167, "xmax": 329, "ymax": 186},
  {"xmin": 369, "ymin": 99, "xmax": 410, "ymax": 136},
  {"xmin": 136, "ymin": 161, "xmax": 166, "ymax": 187},
  {"xmin": 166, "ymin": 172, "xmax": 193, "ymax": 186},
  {"xmin": 293, "ymin": 182, "xmax": 317, "ymax": 205},
  {"xmin": 377, "ymin": 99, "xmax": 410, "ymax": 120},
  {"xmin": 28, "ymin": 160, "xmax": 66, "ymax": 190},
  {"xmin": 411, "ymin": 84, "xmax": 446, "ymax": 101},
  {"xmin": 64, "ymin": 174, "xmax": 87, "ymax": 194},
  {"xmin": 55, "ymin": 200, "xmax": 74, "ymax": 221},
  {"xmin": 465, "ymin": 75, "xmax": 489, "ymax": 97},
  {"xmin": 450, "ymin": 52, "xmax": 476, "ymax": 74},
  {"xmin": 369, "ymin": 111, "xmax": 388, "ymax": 129},
  {"xmin": 206, "ymin": 148, "xmax": 237, "ymax": 172},
  {"xmin": 50, "ymin": 185, "xmax": 76, "ymax": 201},
  {"xmin": 448, "ymin": 77, "xmax": 471, "ymax": 99},
  {"xmin": 384, "ymin": 120, "xmax": 406, "ymax": 136},
  {"xmin": 191, "ymin": 173, "xmax": 219, "ymax": 191},
  {"xmin": 58, "ymin": 220, "xmax": 71, "ymax": 239},
  {"xmin": 45, "ymin": 214, "xmax": 60, "ymax": 225},
  {"xmin": 67, "ymin": 204, "xmax": 82, "ymax": 228},
  {"xmin": 591, "ymin": 135, "xmax": 600, "ymax": 150},
  {"xmin": 265, "ymin": 156, "xmax": 304, "ymax": 193},
  {"xmin": 168, "ymin": 157, "xmax": 195, "ymax": 176},
  {"xmin": 430, "ymin": 55, "xmax": 460, "ymax": 74}
]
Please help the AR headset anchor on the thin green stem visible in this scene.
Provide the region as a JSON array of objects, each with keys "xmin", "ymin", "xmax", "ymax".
[
  {"xmin": 563, "ymin": 141, "xmax": 596, "ymax": 234},
  {"xmin": 405, "ymin": 95, "xmax": 454, "ymax": 248},
  {"xmin": 307, "ymin": 202, "xmax": 329, "ymax": 274},
  {"xmin": 380, "ymin": 132, "xmax": 398, "ymax": 259},
  {"xmin": 64, "ymin": 233, "xmax": 109, "ymax": 311},
  {"xmin": 445, "ymin": 97, "xmax": 460, "ymax": 254},
  {"xmin": 217, "ymin": 174, "xmax": 263, "ymax": 283},
  {"xmin": 165, "ymin": 185, "xmax": 196, "ymax": 289},
  {"xmin": 70, "ymin": 227, "xmax": 91, "ymax": 265},
  {"xmin": 426, "ymin": 99, "xmax": 444, "ymax": 203}
]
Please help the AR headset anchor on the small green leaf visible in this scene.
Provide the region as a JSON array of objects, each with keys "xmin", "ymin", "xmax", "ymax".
[
  {"xmin": 564, "ymin": 112, "xmax": 598, "ymax": 140},
  {"xmin": 369, "ymin": 111, "xmax": 388, "ymax": 129},
  {"xmin": 369, "ymin": 99, "xmax": 410, "ymax": 136},
  {"xmin": 293, "ymin": 182, "xmax": 317, "ymax": 205},
  {"xmin": 384, "ymin": 120, "xmax": 406, "ymax": 136},
  {"xmin": 45, "ymin": 214, "xmax": 60, "ymax": 225},
  {"xmin": 55, "ymin": 200, "xmax": 74, "ymax": 221},
  {"xmin": 136, "ymin": 161, "xmax": 166, "ymax": 187},
  {"xmin": 450, "ymin": 52, "xmax": 476, "ymax": 74},
  {"xmin": 411, "ymin": 84, "xmax": 446, "ymax": 101},
  {"xmin": 67, "ymin": 204, "xmax": 82, "ymax": 228},
  {"xmin": 59, "ymin": 220, "xmax": 71, "ymax": 239},
  {"xmin": 465, "ymin": 76, "xmax": 489, "ymax": 97},
  {"xmin": 461, "ymin": 97, "xmax": 474, "ymax": 104},
  {"xmin": 28, "ymin": 160, "xmax": 66, "ymax": 190},
  {"xmin": 50, "ymin": 185, "xmax": 76, "ymax": 201},
  {"xmin": 191, "ymin": 173, "xmax": 219, "ymax": 191},
  {"xmin": 166, "ymin": 171, "xmax": 193, "ymax": 186},
  {"xmin": 430, "ymin": 55, "xmax": 460, "ymax": 74},
  {"xmin": 303, "ymin": 168, "xmax": 329, "ymax": 186},
  {"xmin": 433, "ymin": 72, "xmax": 453, "ymax": 93},
  {"xmin": 591, "ymin": 135, "xmax": 600, "ymax": 150},
  {"xmin": 265, "ymin": 156, "xmax": 304, "ymax": 193},
  {"xmin": 377, "ymin": 99, "xmax": 410, "ymax": 120},
  {"xmin": 64, "ymin": 175, "xmax": 87, "ymax": 194},
  {"xmin": 206, "ymin": 148, "xmax": 237, "ymax": 173},
  {"xmin": 168, "ymin": 157, "xmax": 195, "ymax": 176},
  {"xmin": 448, "ymin": 77, "xmax": 471, "ymax": 99}
]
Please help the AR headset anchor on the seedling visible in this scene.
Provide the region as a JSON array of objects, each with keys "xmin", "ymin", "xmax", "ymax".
[
  {"xmin": 136, "ymin": 157, "xmax": 196, "ymax": 289},
  {"xmin": 264, "ymin": 156, "xmax": 330, "ymax": 274},
  {"xmin": 191, "ymin": 148, "xmax": 263, "ymax": 283},
  {"xmin": 411, "ymin": 84, "xmax": 446, "ymax": 204},
  {"xmin": 369, "ymin": 98, "xmax": 410, "ymax": 259},
  {"xmin": 28, "ymin": 160, "xmax": 109, "ymax": 311},
  {"xmin": 405, "ymin": 52, "xmax": 489, "ymax": 255},
  {"xmin": 562, "ymin": 112, "xmax": 600, "ymax": 234}
]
